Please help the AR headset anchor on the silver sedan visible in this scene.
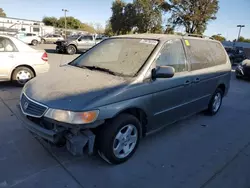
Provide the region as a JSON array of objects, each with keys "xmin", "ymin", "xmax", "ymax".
[{"xmin": 0, "ymin": 34, "xmax": 50, "ymax": 86}]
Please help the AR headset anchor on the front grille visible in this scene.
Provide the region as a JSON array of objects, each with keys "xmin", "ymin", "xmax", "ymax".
[{"xmin": 20, "ymin": 94, "xmax": 48, "ymax": 117}]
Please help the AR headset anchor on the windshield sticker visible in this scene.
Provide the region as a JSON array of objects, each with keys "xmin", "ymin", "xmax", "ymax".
[
  {"xmin": 185, "ymin": 40, "xmax": 190, "ymax": 46},
  {"xmin": 140, "ymin": 39, "xmax": 158, "ymax": 45}
]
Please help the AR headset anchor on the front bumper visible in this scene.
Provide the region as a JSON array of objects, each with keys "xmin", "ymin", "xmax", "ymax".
[{"xmin": 17, "ymin": 104, "xmax": 96, "ymax": 155}]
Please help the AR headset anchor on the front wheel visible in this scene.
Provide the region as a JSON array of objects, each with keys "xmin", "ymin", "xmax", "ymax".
[
  {"xmin": 12, "ymin": 66, "xmax": 35, "ymax": 87},
  {"xmin": 206, "ymin": 88, "xmax": 223, "ymax": 115},
  {"xmin": 31, "ymin": 40, "xmax": 38, "ymax": 46},
  {"xmin": 66, "ymin": 45, "xmax": 77, "ymax": 55},
  {"xmin": 96, "ymin": 114, "xmax": 141, "ymax": 164}
]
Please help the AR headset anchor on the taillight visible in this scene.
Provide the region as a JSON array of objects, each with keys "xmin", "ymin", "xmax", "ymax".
[{"xmin": 41, "ymin": 52, "xmax": 48, "ymax": 61}]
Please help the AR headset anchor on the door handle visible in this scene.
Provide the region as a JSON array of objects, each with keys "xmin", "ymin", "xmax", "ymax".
[
  {"xmin": 184, "ymin": 80, "xmax": 191, "ymax": 86},
  {"xmin": 8, "ymin": 54, "xmax": 14, "ymax": 58},
  {"xmin": 193, "ymin": 78, "xmax": 200, "ymax": 83}
]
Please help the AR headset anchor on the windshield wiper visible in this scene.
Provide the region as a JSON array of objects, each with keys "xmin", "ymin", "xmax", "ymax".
[{"xmin": 80, "ymin": 65, "xmax": 117, "ymax": 76}]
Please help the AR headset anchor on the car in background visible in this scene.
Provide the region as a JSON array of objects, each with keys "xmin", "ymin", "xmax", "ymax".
[
  {"xmin": 235, "ymin": 59, "xmax": 250, "ymax": 79},
  {"xmin": 19, "ymin": 34, "xmax": 231, "ymax": 164},
  {"xmin": 225, "ymin": 46, "xmax": 247, "ymax": 65},
  {"xmin": 40, "ymin": 34, "xmax": 64, "ymax": 44},
  {"xmin": 55, "ymin": 34, "xmax": 105, "ymax": 55},
  {"xmin": 0, "ymin": 34, "xmax": 50, "ymax": 86},
  {"xmin": 14, "ymin": 32, "xmax": 41, "ymax": 46}
]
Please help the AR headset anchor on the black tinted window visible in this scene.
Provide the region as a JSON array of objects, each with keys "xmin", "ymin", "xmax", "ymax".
[
  {"xmin": 208, "ymin": 42, "xmax": 227, "ymax": 65},
  {"xmin": 186, "ymin": 39, "xmax": 214, "ymax": 71},
  {"xmin": 81, "ymin": 36, "xmax": 92, "ymax": 41},
  {"xmin": 155, "ymin": 39, "xmax": 187, "ymax": 73}
]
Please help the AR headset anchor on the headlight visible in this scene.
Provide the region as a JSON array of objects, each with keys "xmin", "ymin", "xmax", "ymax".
[{"xmin": 44, "ymin": 109, "xmax": 99, "ymax": 124}]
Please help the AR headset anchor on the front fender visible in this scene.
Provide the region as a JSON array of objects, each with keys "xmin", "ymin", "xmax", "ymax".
[{"xmin": 97, "ymin": 94, "xmax": 153, "ymax": 120}]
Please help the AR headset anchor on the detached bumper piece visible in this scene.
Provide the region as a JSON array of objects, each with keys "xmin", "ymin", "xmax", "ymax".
[
  {"xmin": 66, "ymin": 130, "xmax": 95, "ymax": 156},
  {"xmin": 17, "ymin": 105, "xmax": 96, "ymax": 156}
]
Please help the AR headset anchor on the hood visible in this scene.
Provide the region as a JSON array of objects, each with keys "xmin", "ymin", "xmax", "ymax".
[{"xmin": 24, "ymin": 65, "xmax": 129, "ymax": 110}]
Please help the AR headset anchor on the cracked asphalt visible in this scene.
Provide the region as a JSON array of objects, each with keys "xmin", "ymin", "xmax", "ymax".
[{"xmin": 0, "ymin": 44, "xmax": 250, "ymax": 188}]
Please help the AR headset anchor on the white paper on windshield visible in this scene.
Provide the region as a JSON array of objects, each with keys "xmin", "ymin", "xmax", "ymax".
[{"xmin": 139, "ymin": 39, "xmax": 158, "ymax": 45}]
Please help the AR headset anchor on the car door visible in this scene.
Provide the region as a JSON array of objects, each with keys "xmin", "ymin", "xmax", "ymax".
[
  {"xmin": 0, "ymin": 37, "xmax": 18, "ymax": 80},
  {"xmin": 78, "ymin": 36, "xmax": 93, "ymax": 50},
  {"xmin": 149, "ymin": 39, "xmax": 192, "ymax": 130},
  {"xmin": 183, "ymin": 38, "xmax": 222, "ymax": 113}
]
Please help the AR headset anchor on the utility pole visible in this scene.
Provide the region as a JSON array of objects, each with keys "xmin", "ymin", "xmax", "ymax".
[
  {"xmin": 62, "ymin": 9, "xmax": 69, "ymax": 39},
  {"xmin": 237, "ymin": 25, "xmax": 245, "ymax": 42}
]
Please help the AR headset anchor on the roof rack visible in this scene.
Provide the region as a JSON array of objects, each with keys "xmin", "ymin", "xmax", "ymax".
[{"xmin": 183, "ymin": 33, "xmax": 214, "ymax": 40}]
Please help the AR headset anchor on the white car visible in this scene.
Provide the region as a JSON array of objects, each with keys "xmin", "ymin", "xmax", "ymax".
[
  {"xmin": 0, "ymin": 34, "xmax": 50, "ymax": 86},
  {"xmin": 15, "ymin": 32, "xmax": 41, "ymax": 46}
]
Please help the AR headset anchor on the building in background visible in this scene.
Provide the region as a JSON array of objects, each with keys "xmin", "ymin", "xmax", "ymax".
[{"xmin": 0, "ymin": 16, "xmax": 54, "ymax": 36}]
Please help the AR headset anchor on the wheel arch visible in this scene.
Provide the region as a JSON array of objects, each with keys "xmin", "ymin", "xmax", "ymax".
[
  {"xmin": 217, "ymin": 83, "xmax": 226, "ymax": 96},
  {"xmin": 11, "ymin": 65, "xmax": 36, "ymax": 80},
  {"xmin": 114, "ymin": 107, "xmax": 148, "ymax": 137}
]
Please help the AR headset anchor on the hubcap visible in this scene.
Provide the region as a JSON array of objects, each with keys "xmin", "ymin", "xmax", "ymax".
[
  {"xmin": 16, "ymin": 70, "xmax": 31, "ymax": 84},
  {"xmin": 113, "ymin": 124, "xmax": 138, "ymax": 159},
  {"xmin": 68, "ymin": 46, "xmax": 74, "ymax": 54},
  {"xmin": 212, "ymin": 93, "xmax": 222, "ymax": 112}
]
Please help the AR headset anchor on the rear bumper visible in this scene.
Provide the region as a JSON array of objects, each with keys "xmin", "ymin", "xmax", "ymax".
[{"xmin": 33, "ymin": 63, "xmax": 50, "ymax": 75}]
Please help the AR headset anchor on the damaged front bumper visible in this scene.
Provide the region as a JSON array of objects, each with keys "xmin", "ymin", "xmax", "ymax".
[{"xmin": 17, "ymin": 104, "xmax": 98, "ymax": 156}]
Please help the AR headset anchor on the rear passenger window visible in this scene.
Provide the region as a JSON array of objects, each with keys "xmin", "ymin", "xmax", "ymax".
[
  {"xmin": 186, "ymin": 39, "xmax": 214, "ymax": 71},
  {"xmin": 208, "ymin": 42, "xmax": 227, "ymax": 65},
  {"xmin": 155, "ymin": 39, "xmax": 187, "ymax": 73}
]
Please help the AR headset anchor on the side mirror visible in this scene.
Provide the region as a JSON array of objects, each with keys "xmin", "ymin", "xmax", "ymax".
[{"xmin": 152, "ymin": 66, "xmax": 175, "ymax": 79}]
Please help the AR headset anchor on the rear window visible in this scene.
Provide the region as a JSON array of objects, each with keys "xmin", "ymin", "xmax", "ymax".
[
  {"xmin": 186, "ymin": 39, "xmax": 215, "ymax": 71},
  {"xmin": 208, "ymin": 41, "xmax": 227, "ymax": 66}
]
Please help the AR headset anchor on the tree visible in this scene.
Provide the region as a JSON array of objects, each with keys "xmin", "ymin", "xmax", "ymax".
[
  {"xmin": 57, "ymin": 16, "xmax": 81, "ymax": 29},
  {"xmin": 109, "ymin": 0, "xmax": 163, "ymax": 34},
  {"xmin": 212, "ymin": 35, "xmax": 226, "ymax": 42},
  {"xmin": 80, "ymin": 23, "xmax": 96, "ymax": 33},
  {"xmin": 42, "ymin": 17, "xmax": 58, "ymax": 26},
  {"xmin": 133, "ymin": 0, "xmax": 163, "ymax": 33},
  {"xmin": 104, "ymin": 21, "xmax": 114, "ymax": 36},
  {"xmin": 110, "ymin": 0, "xmax": 126, "ymax": 35},
  {"xmin": 161, "ymin": 0, "xmax": 219, "ymax": 34},
  {"xmin": 94, "ymin": 23, "xmax": 104, "ymax": 34},
  {"xmin": 0, "ymin": 8, "xmax": 6, "ymax": 17},
  {"xmin": 238, "ymin": 36, "xmax": 250, "ymax": 43}
]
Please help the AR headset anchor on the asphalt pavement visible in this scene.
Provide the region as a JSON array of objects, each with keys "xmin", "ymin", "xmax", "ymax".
[{"xmin": 0, "ymin": 44, "xmax": 250, "ymax": 188}]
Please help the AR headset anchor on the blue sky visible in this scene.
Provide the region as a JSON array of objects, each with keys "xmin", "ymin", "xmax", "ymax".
[{"xmin": 1, "ymin": 0, "xmax": 250, "ymax": 40}]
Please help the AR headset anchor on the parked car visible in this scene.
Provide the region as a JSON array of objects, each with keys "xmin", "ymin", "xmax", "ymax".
[
  {"xmin": 18, "ymin": 34, "xmax": 231, "ymax": 164},
  {"xmin": 0, "ymin": 34, "xmax": 50, "ymax": 86},
  {"xmin": 55, "ymin": 34, "xmax": 105, "ymax": 55},
  {"xmin": 225, "ymin": 46, "xmax": 247, "ymax": 65},
  {"xmin": 41, "ymin": 34, "xmax": 64, "ymax": 44},
  {"xmin": 235, "ymin": 59, "xmax": 250, "ymax": 79},
  {"xmin": 14, "ymin": 32, "xmax": 41, "ymax": 46}
]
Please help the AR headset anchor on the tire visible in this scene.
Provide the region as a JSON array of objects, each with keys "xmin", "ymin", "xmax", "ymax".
[
  {"xmin": 31, "ymin": 40, "xmax": 38, "ymax": 46},
  {"xmin": 41, "ymin": 39, "xmax": 46, "ymax": 44},
  {"xmin": 12, "ymin": 66, "xmax": 35, "ymax": 87},
  {"xmin": 66, "ymin": 45, "xmax": 77, "ymax": 55},
  {"xmin": 206, "ymin": 88, "xmax": 223, "ymax": 116},
  {"xmin": 96, "ymin": 113, "xmax": 142, "ymax": 164},
  {"xmin": 236, "ymin": 75, "xmax": 241, "ymax": 79}
]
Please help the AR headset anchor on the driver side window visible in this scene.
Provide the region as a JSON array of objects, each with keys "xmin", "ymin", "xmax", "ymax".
[{"xmin": 155, "ymin": 39, "xmax": 187, "ymax": 73}]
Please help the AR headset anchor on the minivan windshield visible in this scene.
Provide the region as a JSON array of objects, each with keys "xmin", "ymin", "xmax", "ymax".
[{"xmin": 70, "ymin": 38, "xmax": 158, "ymax": 77}]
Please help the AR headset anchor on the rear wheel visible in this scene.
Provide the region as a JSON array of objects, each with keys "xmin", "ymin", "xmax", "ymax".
[
  {"xmin": 96, "ymin": 114, "xmax": 141, "ymax": 164},
  {"xmin": 12, "ymin": 66, "xmax": 34, "ymax": 86},
  {"xmin": 66, "ymin": 45, "xmax": 77, "ymax": 55},
  {"xmin": 31, "ymin": 40, "xmax": 38, "ymax": 46},
  {"xmin": 206, "ymin": 88, "xmax": 223, "ymax": 115}
]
